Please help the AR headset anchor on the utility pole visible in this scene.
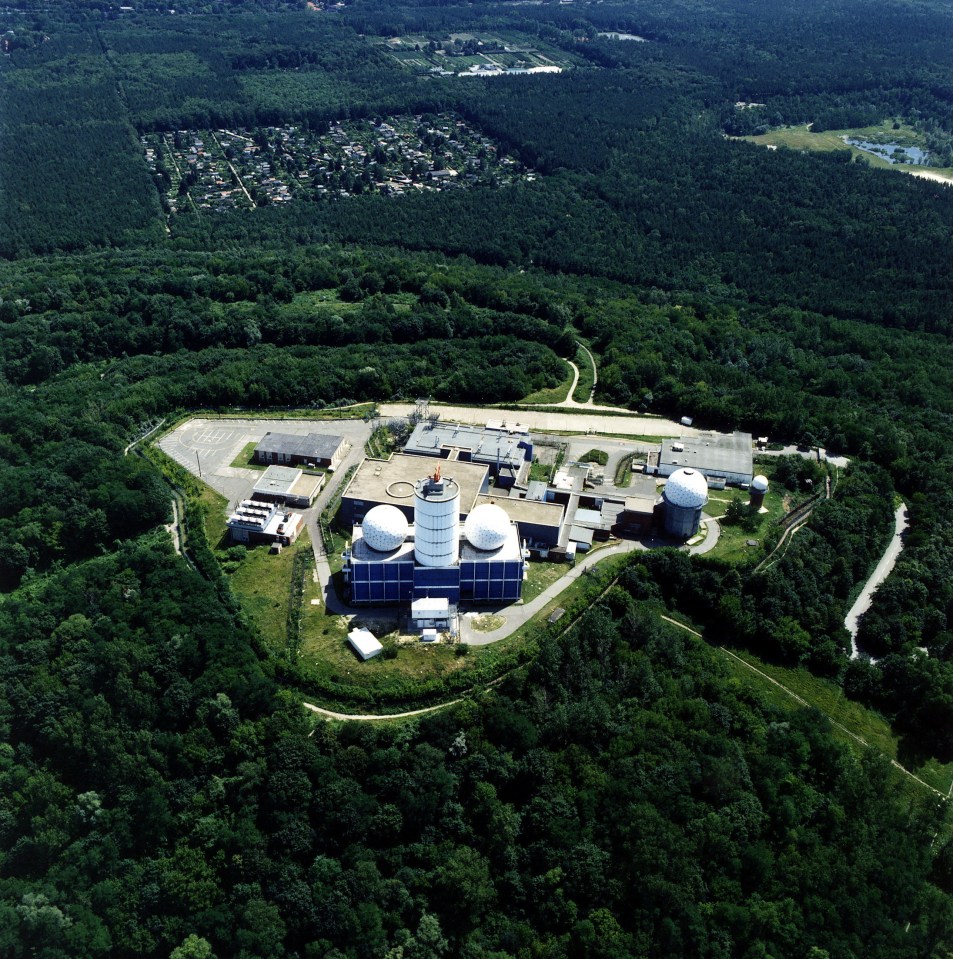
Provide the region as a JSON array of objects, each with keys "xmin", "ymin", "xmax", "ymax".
[{"xmin": 196, "ymin": 450, "xmax": 203, "ymax": 478}]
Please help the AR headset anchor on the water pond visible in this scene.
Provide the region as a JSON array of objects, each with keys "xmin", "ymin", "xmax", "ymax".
[{"xmin": 845, "ymin": 138, "xmax": 930, "ymax": 166}]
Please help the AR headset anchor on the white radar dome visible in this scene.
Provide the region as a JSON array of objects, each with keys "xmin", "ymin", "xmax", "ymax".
[
  {"xmin": 362, "ymin": 504, "xmax": 409, "ymax": 552},
  {"xmin": 752, "ymin": 475, "xmax": 769, "ymax": 492},
  {"xmin": 464, "ymin": 503, "xmax": 511, "ymax": 551},
  {"xmin": 664, "ymin": 468, "xmax": 709, "ymax": 509}
]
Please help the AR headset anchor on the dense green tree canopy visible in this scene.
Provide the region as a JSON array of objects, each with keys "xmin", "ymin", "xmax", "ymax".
[{"xmin": 0, "ymin": 0, "xmax": 951, "ymax": 953}]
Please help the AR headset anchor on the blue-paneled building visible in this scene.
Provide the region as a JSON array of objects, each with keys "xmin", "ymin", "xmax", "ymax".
[{"xmin": 343, "ymin": 480, "xmax": 526, "ymax": 606}]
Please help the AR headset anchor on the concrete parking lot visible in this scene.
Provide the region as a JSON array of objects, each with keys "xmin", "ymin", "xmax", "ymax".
[{"xmin": 157, "ymin": 416, "xmax": 373, "ymax": 508}]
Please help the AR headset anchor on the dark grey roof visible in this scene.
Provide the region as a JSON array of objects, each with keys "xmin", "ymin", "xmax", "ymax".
[{"xmin": 256, "ymin": 431, "xmax": 344, "ymax": 460}]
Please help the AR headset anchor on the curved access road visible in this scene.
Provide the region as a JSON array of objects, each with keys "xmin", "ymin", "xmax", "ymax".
[
  {"xmin": 303, "ymin": 700, "xmax": 462, "ymax": 721},
  {"xmin": 462, "ymin": 515, "xmax": 720, "ymax": 645},
  {"xmin": 845, "ymin": 502, "xmax": 909, "ymax": 658}
]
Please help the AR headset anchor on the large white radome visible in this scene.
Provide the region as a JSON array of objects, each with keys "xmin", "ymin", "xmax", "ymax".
[
  {"xmin": 752, "ymin": 474, "xmax": 769, "ymax": 492},
  {"xmin": 362, "ymin": 504, "xmax": 409, "ymax": 551},
  {"xmin": 663, "ymin": 468, "xmax": 709, "ymax": 509},
  {"xmin": 464, "ymin": 503, "xmax": 511, "ymax": 551}
]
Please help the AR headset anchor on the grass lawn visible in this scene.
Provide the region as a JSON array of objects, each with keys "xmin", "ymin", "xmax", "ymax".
[
  {"xmin": 297, "ymin": 586, "xmax": 473, "ymax": 698},
  {"xmin": 704, "ymin": 460, "xmax": 810, "ymax": 564},
  {"xmin": 197, "ymin": 485, "xmax": 229, "ymax": 549},
  {"xmin": 704, "ymin": 485, "xmax": 786, "ymax": 564},
  {"xmin": 229, "ymin": 441, "xmax": 268, "ymax": 471},
  {"xmin": 742, "ymin": 122, "xmax": 953, "ymax": 181},
  {"xmin": 522, "ymin": 559, "xmax": 570, "ymax": 603},
  {"xmin": 228, "ymin": 530, "xmax": 314, "ymax": 653}
]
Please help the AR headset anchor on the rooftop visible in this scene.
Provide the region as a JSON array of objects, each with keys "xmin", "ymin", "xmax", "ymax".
[
  {"xmin": 253, "ymin": 465, "xmax": 323, "ymax": 500},
  {"xmin": 475, "ymin": 493, "xmax": 564, "ymax": 530},
  {"xmin": 460, "ymin": 522, "xmax": 522, "ymax": 562},
  {"xmin": 350, "ymin": 526, "xmax": 417, "ymax": 563},
  {"xmin": 625, "ymin": 475, "xmax": 659, "ymax": 513},
  {"xmin": 659, "ymin": 431, "xmax": 753, "ymax": 478},
  {"xmin": 344, "ymin": 454, "xmax": 489, "ymax": 516},
  {"xmin": 256, "ymin": 430, "xmax": 344, "ymax": 461},
  {"xmin": 404, "ymin": 420, "xmax": 531, "ymax": 470}
]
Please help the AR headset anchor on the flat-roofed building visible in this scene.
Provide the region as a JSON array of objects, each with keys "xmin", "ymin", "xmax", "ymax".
[
  {"xmin": 254, "ymin": 431, "xmax": 347, "ymax": 470},
  {"xmin": 474, "ymin": 493, "xmax": 564, "ymax": 548},
  {"xmin": 339, "ymin": 454, "xmax": 490, "ymax": 527},
  {"xmin": 568, "ymin": 525, "xmax": 594, "ymax": 551},
  {"xmin": 621, "ymin": 474, "xmax": 659, "ymax": 535},
  {"xmin": 253, "ymin": 465, "xmax": 324, "ymax": 508},
  {"xmin": 403, "ymin": 420, "xmax": 532, "ymax": 487},
  {"xmin": 343, "ymin": 484, "xmax": 525, "ymax": 607},
  {"xmin": 656, "ymin": 431, "xmax": 753, "ymax": 486},
  {"xmin": 347, "ymin": 627, "xmax": 383, "ymax": 661},
  {"xmin": 227, "ymin": 500, "xmax": 305, "ymax": 546}
]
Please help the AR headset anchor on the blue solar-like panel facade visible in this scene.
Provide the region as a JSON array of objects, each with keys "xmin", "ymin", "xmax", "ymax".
[
  {"xmin": 349, "ymin": 556, "xmax": 523, "ymax": 605},
  {"xmin": 413, "ymin": 566, "xmax": 461, "ymax": 603},
  {"xmin": 459, "ymin": 559, "xmax": 524, "ymax": 602},
  {"xmin": 350, "ymin": 559, "xmax": 415, "ymax": 604}
]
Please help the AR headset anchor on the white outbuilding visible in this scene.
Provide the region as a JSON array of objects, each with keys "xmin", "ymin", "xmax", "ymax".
[{"xmin": 347, "ymin": 626, "xmax": 384, "ymax": 661}]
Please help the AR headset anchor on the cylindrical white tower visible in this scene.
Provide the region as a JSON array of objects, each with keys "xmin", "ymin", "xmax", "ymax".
[
  {"xmin": 662, "ymin": 468, "xmax": 709, "ymax": 538},
  {"xmin": 413, "ymin": 469, "xmax": 460, "ymax": 567},
  {"xmin": 750, "ymin": 474, "xmax": 769, "ymax": 510}
]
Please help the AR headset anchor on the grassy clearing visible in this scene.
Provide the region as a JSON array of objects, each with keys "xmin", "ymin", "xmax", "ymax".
[
  {"xmin": 229, "ymin": 441, "xmax": 268, "ymax": 471},
  {"xmin": 297, "ymin": 590, "xmax": 472, "ymax": 699},
  {"xmin": 522, "ymin": 559, "xmax": 570, "ymax": 603},
  {"xmin": 521, "ymin": 358, "xmax": 575, "ymax": 404},
  {"xmin": 742, "ymin": 122, "xmax": 953, "ymax": 181},
  {"xmin": 228, "ymin": 530, "xmax": 313, "ymax": 652},
  {"xmin": 196, "ymin": 484, "xmax": 229, "ymax": 548},
  {"xmin": 704, "ymin": 484, "xmax": 787, "ymax": 564},
  {"xmin": 572, "ymin": 344, "xmax": 596, "ymax": 403},
  {"xmin": 720, "ymin": 648, "xmax": 953, "ymax": 796}
]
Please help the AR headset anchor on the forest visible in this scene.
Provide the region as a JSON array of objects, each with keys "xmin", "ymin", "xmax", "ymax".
[{"xmin": 0, "ymin": 0, "xmax": 951, "ymax": 954}]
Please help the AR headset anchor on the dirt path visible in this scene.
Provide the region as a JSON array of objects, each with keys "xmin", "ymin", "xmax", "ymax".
[
  {"xmin": 845, "ymin": 503, "xmax": 909, "ymax": 657},
  {"xmin": 303, "ymin": 699, "xmax": 461, "ymax": 721},
  {"xmin": 165, "ymin": 497, "xmax": 182, "ymax": 555},
  {"xmin": 524, "ymin": 342, "xmax": 628, "ymax": 412}
]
